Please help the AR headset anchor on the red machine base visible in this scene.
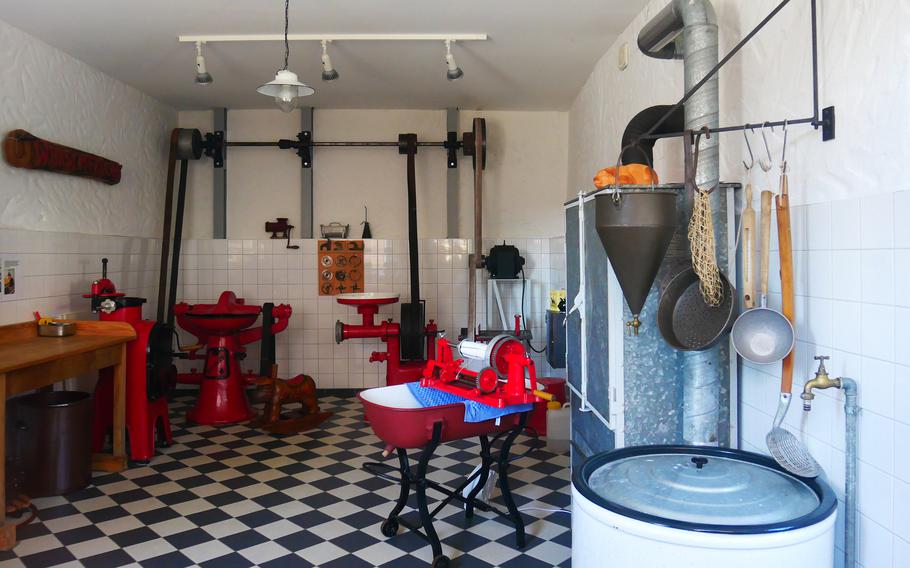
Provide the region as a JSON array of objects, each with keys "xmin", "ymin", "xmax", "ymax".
[
  {"xmin": 92, "ymin": 373, "xmax": 173, "ymax": 464},
  {"xmin": 175, "ymin": 292, "xmax": 291, "ymax": 426}
]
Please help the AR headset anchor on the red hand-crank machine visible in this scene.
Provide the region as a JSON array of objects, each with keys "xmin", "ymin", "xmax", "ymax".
[
  {"xmin": 85, "ymin": 258, "xmax": 176, "ymax": 465},
  {"xmin": 420, "ymin": 335, "xmax": 553, "ymax": 408}
]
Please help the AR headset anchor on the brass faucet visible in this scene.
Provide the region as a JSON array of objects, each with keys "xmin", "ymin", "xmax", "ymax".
[{"xmin": 801, "ymin": 355, "xmax": 841, "ymax": 411}]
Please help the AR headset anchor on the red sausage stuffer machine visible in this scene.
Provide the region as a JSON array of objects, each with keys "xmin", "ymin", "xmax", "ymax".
[
  {"xmin": 86, "ymin": 258, "xmax": 176, "ymax": 465},
  {"xmin": 174, "ymin": 291, "xmax": 291, "ymax": 425},
  {"xmin": 421, "ymin": 335, "xmax": 550, "ymax": 407},
  {"xmin": 334, "ymin": 293, "xmax": 437, "ymax": 386}
]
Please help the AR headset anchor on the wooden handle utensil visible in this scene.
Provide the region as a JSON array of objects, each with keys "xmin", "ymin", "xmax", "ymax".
[
  {"xmin": 776, "ymin": 175, "xmax": 795, "ymax": 393},
  {"xmin": 742, "ymin": 184, "xmax": 756, "ymax": 309},
  {"xmin": 760, "ymin": 190, "xmax": 773, "ymax": 304}
]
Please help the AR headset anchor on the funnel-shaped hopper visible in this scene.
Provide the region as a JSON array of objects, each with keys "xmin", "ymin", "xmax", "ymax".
[{"xmin": 595, "ymin": 191, "xmax": 677, "ymax": 316}]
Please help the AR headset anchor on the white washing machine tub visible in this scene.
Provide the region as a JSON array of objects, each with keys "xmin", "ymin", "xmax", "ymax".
[{"xmin": 572, "ymin": 445, "xmax": 837, "ymax": 568}]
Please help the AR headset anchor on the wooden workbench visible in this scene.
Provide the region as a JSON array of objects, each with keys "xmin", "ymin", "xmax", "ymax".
[{"xmin": 0, "ymin": 320, "xmax": 135, "ymax": 550}]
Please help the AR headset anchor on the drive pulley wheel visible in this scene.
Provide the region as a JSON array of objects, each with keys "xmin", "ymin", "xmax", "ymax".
[
  {"xmin": 476, "ymin": 367, "xmax": 499, "ymax": 394},
  {"xmin": 462, "ymin": 117, "xmax": 486, "ymax": 171},
  {"xmin": 175, "ymin": 128, "xmax": 203, "ymax": 160}
]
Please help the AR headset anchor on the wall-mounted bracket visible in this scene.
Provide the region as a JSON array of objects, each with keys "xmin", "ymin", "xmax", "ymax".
[
  {"xmin": 821, "ymin": 106, "xmax": 835, "ymax": 141},
  {"xmin": 444, "ymin": 131, "xmax": 460, "ymax": 168},
  {"xmin": 298, "ymin": 131, "xmax": 312, "ymax": 167},
  {"xmin": 203, "ymin": 130, "xmax": 224, "ymax": 168}
]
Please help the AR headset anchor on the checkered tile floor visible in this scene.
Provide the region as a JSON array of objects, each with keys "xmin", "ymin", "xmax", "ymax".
[{"xmin": 1, "ymin": 394, "xmax": 571, "ymax": 567}]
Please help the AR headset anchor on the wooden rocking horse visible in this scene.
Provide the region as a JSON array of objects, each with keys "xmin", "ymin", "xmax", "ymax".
[{"xmin": 250, "ymin": 371, "xmax": 332, "ymax": 434}]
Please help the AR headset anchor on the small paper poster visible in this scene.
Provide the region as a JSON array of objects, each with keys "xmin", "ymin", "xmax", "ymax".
[{"xmin": 2, "ymin": 256, "xmax": 21, "ymax": 300}]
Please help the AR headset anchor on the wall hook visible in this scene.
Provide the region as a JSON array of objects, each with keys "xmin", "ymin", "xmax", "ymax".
[{"xmin": 742, "ymin": 124, "xmax": 755, "ymax": 171}]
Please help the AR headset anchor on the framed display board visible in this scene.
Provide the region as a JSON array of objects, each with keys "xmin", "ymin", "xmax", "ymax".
[{"xmin": 317, "ymin": 240, "xmax": 364, "ymax": 296}]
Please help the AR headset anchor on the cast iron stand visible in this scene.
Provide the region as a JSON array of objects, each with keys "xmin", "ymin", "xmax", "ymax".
[{"xmin": 363, "ymin": 412, "xmax": 529, "ymax": 568}]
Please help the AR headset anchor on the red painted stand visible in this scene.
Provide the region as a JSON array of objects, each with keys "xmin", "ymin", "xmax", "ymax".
[{"xmin": 175, "ymin": 291, "xmax": 290, "ymax": 425}]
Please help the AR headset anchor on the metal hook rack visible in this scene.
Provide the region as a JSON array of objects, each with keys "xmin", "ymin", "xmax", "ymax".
[{"xmin": 636, "ymin": 0, "xmax": 834, "ymax": 143}]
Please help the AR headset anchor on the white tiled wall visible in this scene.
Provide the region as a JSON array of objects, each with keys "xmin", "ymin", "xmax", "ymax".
[
  {"xmin": 0, "ymin": 229, "xmax": 567, "ymax": 391},
  {"xmin": 0, "ymin": 228, "xmax": 160, "ymax": 325},
  {"xmin": 739, "ymin": 190, "xmax": 910, "ymax": 567},
  {"xmin": 175, "ymin": 237, "xmax": 567, "ymax": 389}
]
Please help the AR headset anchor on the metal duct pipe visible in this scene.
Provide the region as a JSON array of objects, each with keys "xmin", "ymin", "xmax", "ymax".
[
  {"xmin": 621, "ymin": 105, "xmax": 685, "ymax": 166},
  {"xmin": 639, "ymin": 0, "xmax": 720, "ymax": 446}
]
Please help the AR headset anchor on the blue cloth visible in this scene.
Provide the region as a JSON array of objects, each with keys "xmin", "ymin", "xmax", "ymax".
[{"xmin": 406, "ymin": 382, "xmax": 533, "ymax": 423}]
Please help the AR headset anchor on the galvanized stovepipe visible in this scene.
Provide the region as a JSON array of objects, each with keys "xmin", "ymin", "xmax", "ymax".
[{"xmin": 639, "ymin": 0, "xmax": 721, "ymax": 445}]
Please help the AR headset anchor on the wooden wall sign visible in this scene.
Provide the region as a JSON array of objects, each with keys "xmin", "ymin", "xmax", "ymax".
[
  {"xmin": 3, "ymin": 129, "xmax": 122, "ymax": 185},
  {"xmin": 317, "ymin": 240, "xmax": 364, "ymax": 296}
]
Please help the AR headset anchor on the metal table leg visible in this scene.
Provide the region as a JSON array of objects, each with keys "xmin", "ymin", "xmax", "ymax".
[
  {"xmin": 415, "ymin": 422, "xmax": 445, "ymax": 565},
  {"xmin": 365, "ymin": 412, "xmax": 531, "ymax": 566},
  {"xmin": 497, "ymin": 412, "xmax": 528, "ymax": 548},
  {"xmin": 380, "ymin": 448, "xmax": 412, "ymax": 538},
  {"xmin": 465, "ymin": 435, "xmax": 492, "ymax": 520}
]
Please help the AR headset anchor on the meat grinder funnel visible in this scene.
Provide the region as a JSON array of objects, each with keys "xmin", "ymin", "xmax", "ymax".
[{"xmin": 594, "ymin": 190, "xmax": 677, "ymax": 317}]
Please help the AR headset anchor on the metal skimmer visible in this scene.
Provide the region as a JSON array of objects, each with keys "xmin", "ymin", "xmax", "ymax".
[{"xmin": 766, "ymin": 393, "xmax": 820, "ymax": 477}]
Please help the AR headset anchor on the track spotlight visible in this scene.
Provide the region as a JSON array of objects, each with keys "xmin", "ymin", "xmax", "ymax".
[
  {"xmin": 321, "ymin": 40, "xmax": 339, "ymax": 81},
  {"xmin": 445, "ymin": 39, "xmax": 463, "ymax": 81},
  {"xmin": 194, "ymin": 41, "xmax": 213, "ymax": 85}
]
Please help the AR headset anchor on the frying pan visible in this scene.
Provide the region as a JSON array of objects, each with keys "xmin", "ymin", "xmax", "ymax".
[
  {"xmin": 731, "ymin": 190, "xmax": 794, "ymax": 364},
  {"xmin": 657, "ymin": 131, "xmax": 737, "ymax": 351},
  {"xmin": 657, "ymin": 261, "xmax": 737, "ymax": 350}
]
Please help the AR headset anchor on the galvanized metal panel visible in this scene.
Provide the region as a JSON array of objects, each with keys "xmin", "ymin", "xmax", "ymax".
[
  {"xmin": 213, "ymin": 107, "xmax": 227, "ymax": 239},
  {"xmin": 446, "ymin": 107, "xmax": 458, "ymax": 238},
  {"xmin": 300, "ymin": 106, "xmax": 314, "ymax": 238}
]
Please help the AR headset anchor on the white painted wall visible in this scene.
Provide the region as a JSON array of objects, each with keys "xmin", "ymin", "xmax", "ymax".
[
  {"xmin": 458, "ymin": 110, "xmax": 568, "ymax": 240},
  {"xmin": 568, "ymin": 0, "xmax": 909, "ymax": 201},
  {"xmin": 0, "ymin": 17, "xmax": 171, "ymax": 372},
  {"xmin": 315, "ymin": 109, "xmax": 447, "ymax": 240},
  {"xmin": 178, "ymin": 109, "xmax": 567, "ymax": 240},
  {"xmin": 568, "ymin": 1, "xmax": 910, "ymax": 566},
  {"xmin": 179, "ymin": 110, "xmax": 214, "ymax": 240},
  {"xmin": 0, "ymin": 18, "xmax": 175, "ymax": 237}
]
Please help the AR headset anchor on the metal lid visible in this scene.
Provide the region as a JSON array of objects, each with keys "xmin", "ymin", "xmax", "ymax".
[{"xmin": 574, "ymin": 446, "xmax": 836, "ymax": 534}]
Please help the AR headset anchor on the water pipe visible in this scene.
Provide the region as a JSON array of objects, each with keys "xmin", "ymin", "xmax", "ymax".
[{"xmin": 801, "ymin": 356, "xmax": 857, "ymax": 568}]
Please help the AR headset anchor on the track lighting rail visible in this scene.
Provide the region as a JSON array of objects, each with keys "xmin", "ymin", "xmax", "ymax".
[{"xmin": 178, "ymin": 33, "xmax": 488, "ymax": 43}]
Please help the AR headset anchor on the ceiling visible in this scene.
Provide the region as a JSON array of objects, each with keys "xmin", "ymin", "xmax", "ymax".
[{"xmin": 0, "ymin": 0, "xmax": 648, "ymax": 111}]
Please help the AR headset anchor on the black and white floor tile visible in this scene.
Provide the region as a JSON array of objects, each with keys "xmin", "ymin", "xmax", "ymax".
[{"xmin": 1, "ymin": 395, "xmax": 571, "ymax": 567}]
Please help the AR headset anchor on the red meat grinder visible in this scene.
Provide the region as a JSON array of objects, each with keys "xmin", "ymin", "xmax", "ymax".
[
  {"xmin": 174, "ymin": 291, "xmax": 291, "ymax": 425},
  {"xmin": 86, "ymin": 258, "xmax": 176, "ymax": 465},
  {"xmin": 334, "ymin": 293, "xmax": 437, "ymax": 386}
]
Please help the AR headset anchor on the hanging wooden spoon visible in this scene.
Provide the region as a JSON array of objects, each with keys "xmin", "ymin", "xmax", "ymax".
[{"xmin": 741, "ymin": 184, "xmax": 756, "ymax": 309}]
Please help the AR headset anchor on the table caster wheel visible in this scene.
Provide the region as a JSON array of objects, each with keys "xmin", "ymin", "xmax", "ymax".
[
  {"xmin": 432, "ymin": 555, "xmax": 450, "ymax": 568},
  {"xmin": 380, "ymin": 518, "xmax": 399, "ymax": 537}
]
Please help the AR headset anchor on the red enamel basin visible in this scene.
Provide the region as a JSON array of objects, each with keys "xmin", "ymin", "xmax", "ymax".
[
  {"xmin": 175, "ymin": 291, "xmax": 261, "ymax": 335},
  {"xmin": 336, "ymin": 292, "xmax": 400, "ymax": 308}
]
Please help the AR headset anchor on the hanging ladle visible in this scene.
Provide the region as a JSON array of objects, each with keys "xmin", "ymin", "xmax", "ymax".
[{"xmin": 731, "ymin": 152, "xmax": 794, "ymax": 363}]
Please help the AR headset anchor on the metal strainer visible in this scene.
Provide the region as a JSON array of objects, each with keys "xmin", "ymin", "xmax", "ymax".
[{"xmin": 766, "ymin": 392, "xmax": 820, "ymax": 478}]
